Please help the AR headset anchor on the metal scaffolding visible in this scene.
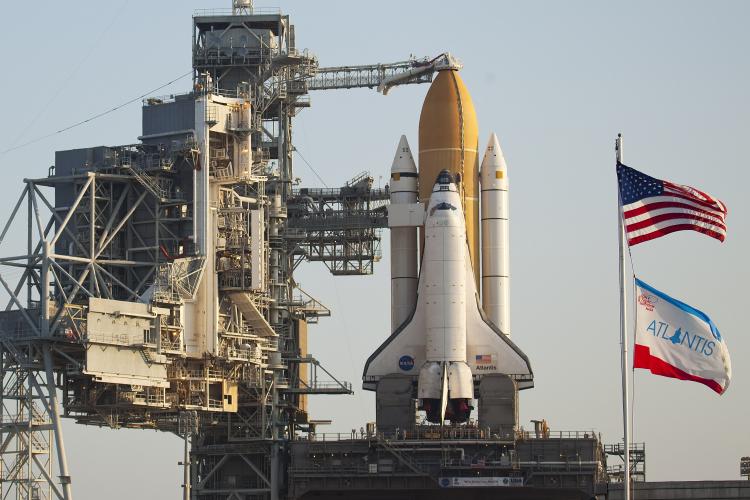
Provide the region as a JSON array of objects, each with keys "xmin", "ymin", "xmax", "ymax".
[
  {"xmin": 287, "ymin": 171, "xmax": 389, "ymax": 276},
  {"xmin": 0, "ymin": 341, "xmax": 71, "ymax": 500},
  {"xmin": 0, "ymin": 3, "xmax": 451, "ymax": 499}
]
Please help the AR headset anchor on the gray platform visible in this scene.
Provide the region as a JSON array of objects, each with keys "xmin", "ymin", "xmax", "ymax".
[
  {"xmin": 288, "ymin": 429, "xmax": 608, "ymax": 499},
  {"xmin": 608, "ymin": 481, "xmax": 750, "ymax": 500}
]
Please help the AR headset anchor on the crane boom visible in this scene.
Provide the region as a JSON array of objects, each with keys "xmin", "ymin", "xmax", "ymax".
[{"xmin": 308, "ymin": 53, "xmax": 461, "ymax": 94}]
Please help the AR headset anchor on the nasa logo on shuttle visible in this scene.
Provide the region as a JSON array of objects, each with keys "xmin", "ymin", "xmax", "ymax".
[{"xmin": 398, "ymin": 355, "xmax": 415, "ymax": 371}]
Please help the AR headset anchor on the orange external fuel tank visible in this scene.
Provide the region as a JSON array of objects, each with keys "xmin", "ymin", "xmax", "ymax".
[{"xmin": 418, "ymin": 69, "xmax": 480, "ymax": 285}]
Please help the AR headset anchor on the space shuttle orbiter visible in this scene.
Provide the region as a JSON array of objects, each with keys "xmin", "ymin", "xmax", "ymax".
[{"xmin": 363, "ymin": 168, "xmax": 532, "ymax": 424}]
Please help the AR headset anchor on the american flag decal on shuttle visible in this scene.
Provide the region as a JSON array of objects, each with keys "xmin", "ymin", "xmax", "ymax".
[{"xmin": 475, "ymin": 354, "xmax": 492, "ymax": 365}]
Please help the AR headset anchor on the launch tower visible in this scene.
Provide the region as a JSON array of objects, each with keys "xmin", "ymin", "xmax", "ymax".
[{"xmin": 0, "ymin": 2, "xmax": 455, "ymax": 499}]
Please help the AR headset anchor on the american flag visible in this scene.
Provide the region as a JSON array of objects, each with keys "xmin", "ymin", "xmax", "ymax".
[
  {"xmin": 617, "ymin": 163, "xmax": 727, "ymax": 246},
  {"xmin": 475, "ymin": 354, "xmax": 492, "ymax": 365}
]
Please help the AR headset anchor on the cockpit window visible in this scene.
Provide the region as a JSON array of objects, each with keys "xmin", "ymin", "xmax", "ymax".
[{"xmin": 429, "ymin": 202, "xmax": 457, "ymax": 215}]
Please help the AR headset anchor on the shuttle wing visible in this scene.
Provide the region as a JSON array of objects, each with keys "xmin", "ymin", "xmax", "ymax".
[
  {"xmin": 362, "ymin": 288, "xmax": 427, "ymax": 391},
  {"xmin": 463, "ymin": 248, "xmax": 533, "ymax": 389}
]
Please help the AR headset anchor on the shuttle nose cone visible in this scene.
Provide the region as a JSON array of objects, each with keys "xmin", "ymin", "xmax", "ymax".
[
  {"xmin": 435, "ymin": 169, "xmax": 454, "ymax": 186},
  {"xmin": 431, "ymin": 169, "xmax": 458, "ymax": 194}
]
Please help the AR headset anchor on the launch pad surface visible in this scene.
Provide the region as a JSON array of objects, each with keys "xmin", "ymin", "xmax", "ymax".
[{"xmin": 288, "ymin": 428, "xmax": 608, "ymax": 499}]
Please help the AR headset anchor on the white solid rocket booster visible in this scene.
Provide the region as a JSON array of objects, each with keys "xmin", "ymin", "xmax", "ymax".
[
  {"xmin": 389, "ymin": 136, "xmax": 419, "ymax": 332},
  {"xmin": 480, "ymin": 133, "xmax": 510, "ymax": 335}
]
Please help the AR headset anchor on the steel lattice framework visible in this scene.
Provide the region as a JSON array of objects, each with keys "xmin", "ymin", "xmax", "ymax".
[{"xmin": 0, "ymin": 3, "xmax": 451, "ymax": 499}]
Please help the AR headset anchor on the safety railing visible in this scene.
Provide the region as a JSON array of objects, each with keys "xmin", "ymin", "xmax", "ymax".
[
  {"xmin": 295, "ymin": 427, "xmax": 603, "ymax": 443},
  {"xmin": 194, "ymin": 7, "xmax": 281, "ymax": 16},
  {"xmin": 517, "ymin": 430, "xmax": 600, "ymax": 440}
]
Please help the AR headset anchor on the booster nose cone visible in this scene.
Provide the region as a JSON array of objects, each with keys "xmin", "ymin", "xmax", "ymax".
[
  {"xmin": 391, "ymin": 135, "xmax": 417, "ymax": 175},
  {"xmin": 480, "ymin": 132, "xmax": 508, "ymax": 189},
  {"xmin": 390, "ymin": 135, "xmax": 418, "ymax": 197}
]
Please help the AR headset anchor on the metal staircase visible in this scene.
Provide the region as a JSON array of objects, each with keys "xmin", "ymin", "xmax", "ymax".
[
  {"xmin": 375, "ymin": 435, "xmax": 433, "ymax": 478},
  {"xmin": 122, "ymin": 165, "xmax": 170, "ymax": 201}
]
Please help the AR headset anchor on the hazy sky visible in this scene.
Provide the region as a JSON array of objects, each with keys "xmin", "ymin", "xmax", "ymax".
[{"xmin": 0, "ymin": 1, "xmax": 748, "ymax": 498}]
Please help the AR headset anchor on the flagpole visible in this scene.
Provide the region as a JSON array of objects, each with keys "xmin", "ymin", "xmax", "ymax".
[{"xmin": 616, "ymin": 133, "xmax": 631, "ymax": 500}]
